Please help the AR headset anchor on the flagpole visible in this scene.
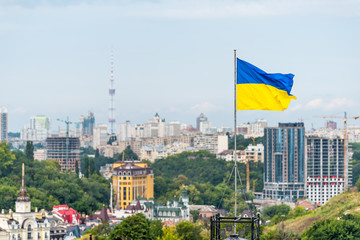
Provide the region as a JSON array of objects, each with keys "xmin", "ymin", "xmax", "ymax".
[{"xmin": 234, "ymin": 49, "xmax": 238, "ymax": 233}]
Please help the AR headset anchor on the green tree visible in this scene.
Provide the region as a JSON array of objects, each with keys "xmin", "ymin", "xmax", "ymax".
[
  {"xmin": 176, "ymin": 221, "xmax": 202, "ymax": 240},
  {"xmin": 262, "ymin": 204, "xmax": 291, "ymax": 219},
  {"xmin": 83, "ymin": 157, "xmax": 89, "ymax": 178},
  {"xmin": 228, "ymin": 135, "xmax": 263, "ymax": 150},
  {"xmin": 260, "ymin": 227, "xmax": 300, "ymax": 240},
  {"xmin": 190, "ymin": 210, "xmax": 200, "ymax": 222},
  {"xmin": 0, "ymin": 142, "xmax": 15, "ymax": 177},
  {"xmin": 302, "ymin": 216, "xmax": 360, "ymax": 240},
  {"xmin": 75, "ymin": 160, "xmax": 79, "ymax": 176},
  {"xmin": 114, "ymin": 145, "xmax": 139, "ymax": 161},
  {"xmin": 86, "ymin": 220, "xmax": 112, "ymax": 239},
  {"xmin": 89, "ymin": 158, "xmax": 95, "ymax": 175},
  {"xmin": 150, "ymin": 220, "xmax": 163, "ymax": 239},
  {"xmin": 25, "ymin": 141, "xmax": 34, "ymax": 161},
  {"xmin": 0, "ymin": 185, "xmax": 17, "ymax": 210},
  {"xmin": 109, "ymin": 213, "xmax": 151, "ymax": 240},
  {"xmin": 160, "ymin": 227, "xmax": 179, "ymax": 240}
]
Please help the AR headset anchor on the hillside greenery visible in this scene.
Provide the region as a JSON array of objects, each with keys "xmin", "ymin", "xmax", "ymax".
[
  {"xmin": 0, "ymin": 142, "xmax": 110, "ymax": 214},
  {"xmin": 151, "ymin": 151, "xmax": 264, "ymax": 214},
  {"xmin": 350, "ymin": 142, "xmax": 360, "ymax": 185},
  {"xmin": 82, "ymin": 214, "xmax": 208, "ymax": 240},
  {"xmin": 261, "ymin": 190, "xmax": 360, "ymax": 239}
]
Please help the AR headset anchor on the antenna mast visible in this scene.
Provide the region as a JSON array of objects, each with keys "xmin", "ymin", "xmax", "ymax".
[{"xmin": 109, "ymin": 51, "xmax": 116, "ymax": 134}]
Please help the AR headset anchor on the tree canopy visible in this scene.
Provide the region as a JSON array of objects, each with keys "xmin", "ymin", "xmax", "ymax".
[{"xmin": 0, "ymin": 142, "xmax": 110, "ymax": 214}]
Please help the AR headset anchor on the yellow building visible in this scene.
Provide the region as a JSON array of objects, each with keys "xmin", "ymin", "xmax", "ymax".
[{"xmin": 112, "ymin": 161, "xmax": 154, "ymax": 209}]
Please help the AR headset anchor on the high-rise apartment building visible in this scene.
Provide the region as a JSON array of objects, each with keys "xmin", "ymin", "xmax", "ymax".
[
  {"xmin": 199, "ymin": 121, "xmax": 212, "ymax": 133},
  {"xmin": 0, "ymin": 107, "xmax": 8, "ymax": 142},
  {"xmin": 306, "ymin": 137, "xmax": 347, "ymax": 205},
  {"xmin": 93, "ymin": 124, "xmax": 108, "ymax": 148},
  {"xmin": 193, "ymin": 134, "xmax": 228, "ymax": 154},
  {"xmin": 165, "ymin": 121, "xmax": 181, "ymax": 137},
  {"xmin": 119, "ymin": 120, "xmax": 132, "ymax": 141},
  {"xmin": 144, "ymin": 113, "xmax": 165, "ymax": 138},
  {"xmin": 82, "ymin": 112, "xmax": 95, "ymax": 136},
  {"xmin": 31, "ymin": 116, "xmax": 50, "ymax": 140},
  {"xmin": 263, "ymin": 123, "xmax": 305, "ymax": 201},
  {"xmin": 250, "ymin": 119, "xmax": 267, "ymax": 136},
  {"xmin": 21, "ymin": 115, "xmax": 50, "ymax": 141},
  {"xmin": 46, "ymin": 137, "xmax": 80, "ymax": 171},
  {"xmin": 196, "ymin": 113, "xmax": 207, "ymax": 131},
  {"xmin": 112, "ymin": 161, "xmax": 154, "ymax": 209}
]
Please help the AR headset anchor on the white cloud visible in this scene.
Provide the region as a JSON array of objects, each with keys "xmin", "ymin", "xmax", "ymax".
[
  {"xmin": 295, "ymin": 97, "xmax": 357, "ymax": 111},
  {"xmin": 306, "ymin": 98, "xmax": 324, "ymax": 109},
  {"xmin": 289, "ymin": 104, "xmax": 303, "ymax": 111},
  {"xmin": 325, "ymin": 98, "xmax": 356, "ymax": 110},
  {"xmin": 190, "ymin": 102, "xmax": 221, "ymax": 113}
]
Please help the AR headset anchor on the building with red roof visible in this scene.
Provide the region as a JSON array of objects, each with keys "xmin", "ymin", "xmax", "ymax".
[{"xmin": 52, "ymin": 205, "xmax": 81, "ymax": 225}]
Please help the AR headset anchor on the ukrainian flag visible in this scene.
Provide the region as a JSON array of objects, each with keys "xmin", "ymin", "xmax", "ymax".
[{"xmin": 237, "ymin": 58, "xmax": 296, "ymax": 111}]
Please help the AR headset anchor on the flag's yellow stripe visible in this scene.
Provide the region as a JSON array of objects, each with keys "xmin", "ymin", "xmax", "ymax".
[{"xmin": 237, "ymin": 84, "xmax": 297, "ymax": 111}]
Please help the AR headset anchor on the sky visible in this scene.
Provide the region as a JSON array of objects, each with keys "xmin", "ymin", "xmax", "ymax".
[{"xmin": 1, "ymin": 0, "xmax": 360, "ymax": 132}]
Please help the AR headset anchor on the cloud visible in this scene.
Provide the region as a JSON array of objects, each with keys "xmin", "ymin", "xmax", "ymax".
[
  {"xmin": 289, "ymin": 104, "xmax": 303, "ymax": 111},
  {"xmin": 305, "ymin": 98, "xmax": 324, "ymax": 109},
  {"xmin": 190, "ymin": 102, "xmax": 221, "ymax": 113},
  {"xmin": 324, "ymin": 98, "xmax": 356, "ymax": 110},
  {"xmin": 291, "ymin": 98, "xmax": 357, "ymax": 111}
]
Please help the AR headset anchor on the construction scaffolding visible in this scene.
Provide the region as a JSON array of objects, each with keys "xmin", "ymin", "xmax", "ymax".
[{"xmin": 210, "ymin": 213, "xmax": 260, "ymax": 240}]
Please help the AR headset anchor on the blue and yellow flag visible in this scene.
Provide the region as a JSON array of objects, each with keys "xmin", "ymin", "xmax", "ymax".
[{"xmin": 237, "ymin": 58, "xmax": 296, "ymax": 111}]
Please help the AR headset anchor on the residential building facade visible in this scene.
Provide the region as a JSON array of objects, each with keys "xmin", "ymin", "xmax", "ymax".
[
  {"xmin": 196, "ymin": 113, "xmax": 207, "ymax": 131},
  {"xmin": 306, "ymin": 137, "xmax": 347, "ymax": 205},
  {"xmin": 263, "ymin": 123, "xmax": 305, "ymax": 201},
  {"xmin": 193, "ymin": 134, "xmax": 228, "ymax": 154},
  {"xmin": 0, "ymin": 107, "xmax": 8, "ymax": 143},
  {"xmin": 93, "ymin": 124, "xmax": 108, "ymax": 149},
  {"xmin": 21, "ymin": 115, "xmax": 50, "ymax": 141},
  {"xmin": 112, "ymin": 161, "xmax": 154, "ymax": 209},
  {"xmin": 245, "ymin": 144, "xmax": 264, "ymax": 162}
]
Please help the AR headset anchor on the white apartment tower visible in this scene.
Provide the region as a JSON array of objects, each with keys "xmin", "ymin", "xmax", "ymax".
[
  {"xmin": 93, "ymin": 124, "xmax": 108, "ymax": 148},
  {"xmin": 0, "ymin": 107, "xmax": 8, "ymax": 142},
  {"xmin": 119, "ymin": 120, "xmax": 132, "ymax": 141},
  {"xmin": 249, "ymin": 119, "xmax": 267, "ymax": 136},
  {"xmin": 306, "ymin": 137, "xmax": 347, "ymax": 206}
]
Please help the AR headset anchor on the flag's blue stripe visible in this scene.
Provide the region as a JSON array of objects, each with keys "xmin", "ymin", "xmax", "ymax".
[{"xmin": 237, "ymin": 58, "xmax": 294, "ymax": 96}]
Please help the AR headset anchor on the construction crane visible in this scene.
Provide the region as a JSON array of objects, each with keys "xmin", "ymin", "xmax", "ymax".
[
  {"xmin": 252, "ymin": 179, "xmax": 258, "ymax": 194},
  {"xmin": 313, "ymin": 112, "xmax": 359, "ymax": 189},
  {"xmin": 246, "ymin": 137, "xmax": 256, "ymax": 191}
]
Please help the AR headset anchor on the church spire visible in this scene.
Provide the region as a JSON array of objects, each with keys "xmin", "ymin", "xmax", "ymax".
[{"xmin": 17, "ymin": 163, "xmax": 30, "ymax": 202}]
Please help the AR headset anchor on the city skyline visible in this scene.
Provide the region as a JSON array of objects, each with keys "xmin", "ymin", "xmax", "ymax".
[{"xmin": 1, "ymin": 0, "xmax": 360, "ymax": 132}]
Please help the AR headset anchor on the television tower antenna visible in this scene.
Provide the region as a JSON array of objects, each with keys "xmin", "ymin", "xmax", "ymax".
[{"xmin": 109, "ymin": 51, "xmax": 116, "ymax": 134}]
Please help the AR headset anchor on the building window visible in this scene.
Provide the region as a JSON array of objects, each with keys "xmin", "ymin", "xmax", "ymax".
[{"xmin": 28, "ymin": 225, "xmax": 32, "ymax": 239}]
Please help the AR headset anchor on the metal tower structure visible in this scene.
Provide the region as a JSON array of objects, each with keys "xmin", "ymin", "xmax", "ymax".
[{"xmin": 108, "ymin": 52, "xmax": 116, "ymax": 134}]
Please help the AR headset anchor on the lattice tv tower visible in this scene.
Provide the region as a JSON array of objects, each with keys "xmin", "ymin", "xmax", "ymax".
[{"xmin": 108, "ymin": 52, "xmax": 116, "ymax": 134}]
